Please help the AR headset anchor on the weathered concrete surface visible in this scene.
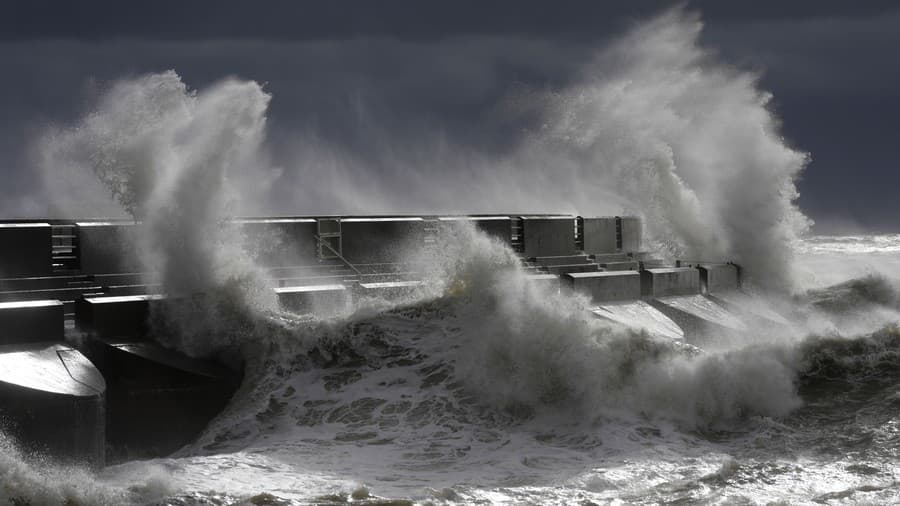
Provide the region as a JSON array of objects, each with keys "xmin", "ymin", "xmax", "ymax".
[
  {"xmin": 582, "ymin": 217, "xmax": 618, "ymax": 254},
  {"xmin": 340, "ymin": 217, "xmax": 426, "ymax": 264},
  {"xmin": 0, "ymin": 286, "xmax": 103, "ymax": 304},
  {"xmin": 591, "ymin": 253, "xmax": 631, "ymax": 263},
  {"xmin": 699, "ymin": 263, "xmax": 740, "ymax": 294},
  {"xmin": 235, "ymin": 218, "xmax": 318, "ymax": 267},
  {"xmin": 83, "ymin": 336, "xmax": 235, "ymax": 462},
  {"xmin": 534, "ymin": 255, "xmax": 593, "ymax": 267},
  {"xmin": 619, "ymin": 216, "xmax": 642, "ymax": 252},
  {"xmin": 521, "ymin": 216, "xmax": 575, "ymax": 258},
  {"xmin": 439, "ymin": 216, "xmax": 512, "ymax": 244},
  {"xmin": 0, "ymin": 223, "xmax": 52, "ymax": 278},
  {"xmin": 0, "ymin": 342, "xmax": 105, "ymax": 466},
  {"xmin": 546, "ymin": 263, "xmax": 601, "ymax": 275},
  {"xmin": 593, "ymin": 301, "xmax": 684, "ymax": 341},
  {"xmin": 77, "ymin": 221, "xmax": 141, "ymax": 275},
  {"xmin": 0, "ymin": 299, "xmax": 64, "ymax": 344},
  {"xmin": 641, "ymin": 268, "xmax": 700, "ymax": 298},
  {"xmin": 275, "ymin": 284, "xmax": 349, "ymax": 314},
  {"xmin": 565, "ymin": 271, "xmax": 641, "ymax": 303},
  {"xmin": 75, "ymin": 294, "xmax": 164, "ymax": 338},
  {"xmin": 710, "ymin": 290, "xmax": 792, "ymax": 327},
  {"xmin": 599, "ymin": 261, "xmax": 639, "ymax": 271},
  {"xmin": 0, "ymin": 342, "xmax": 105, "ymax": 396},
  {"xmin": 357, "ymin": 280, "xmax": 423, "ymax": 300},
  {"xmin": 649, "ymin": 294, "xmax": 747, "ymax": 343}
]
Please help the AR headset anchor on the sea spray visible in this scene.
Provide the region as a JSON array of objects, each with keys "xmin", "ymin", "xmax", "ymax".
[
  {"xmin": 510, "ymin": 7, "xmax": 810, "ymax": 292},
  {"xmin": 39, "ymin": 71, "xmax": 280, "ymax": 355}
]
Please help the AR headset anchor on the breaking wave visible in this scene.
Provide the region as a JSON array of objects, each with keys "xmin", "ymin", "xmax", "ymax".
[{"xmin": 10, "ymin": 6, "xmax": 896, "ymax": 505}]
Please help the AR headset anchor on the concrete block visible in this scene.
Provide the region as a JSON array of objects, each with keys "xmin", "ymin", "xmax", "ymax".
[
  {"xmin": 357, "ymin": 280, "xmax": 423, "ymax": 299},
  {"xmin": 0, "ymin": 275, "xmax": 90, "ymax": 292},
  {"xmin": 534, "ymin": 255, "xmax": 592, "ymax": 266},
  {"xmin": 521, "ymin": 216, "xmax": 575, "ymax": 257},
  {"xmin": 104, "ymin": 284, "xmax": 161, "ymax": 296},
  {"xmin": 0, "ymin": 223, "xmax": 52, "ymax": 278},
  {"xmin": 0, "ymin": 342, "xmax": 105, "ymax": 466},
  {"xmin": 591, "ymin": 253, "xmax": 630, "ymax": 263},
  {"xmin": 75, "ymin": 294, "xmax": 164, "ymax": 338},
  {"xmin": 234, "ymin": 218, "xmax": 318, "ymax": 267},
  {"xmin": 650, "ymin": 294, "xmax": 747, "ymax": 341},
  {"xmin": 0, "ymin": 286, "xmax": 104, "ymax": 304},
  {"xmin": 565, "ymin": 271, "xmax": 641, "ymax": 303},
  {"xmin": 275, "ymin": 284, "xmax": 350, "ymax": 314},
  {"xmin": 593, "ymin": 301, "xmax": 684, "ymax": 341},
  {"xmin": 546, "ymin": 263, "xmax": 600, "ymax": 275},
  {"xmin": 641, "ymin": 268, "xmax": 700, "ymax": 298},
  {"xmin": 77, "ymin": 222, "xmax": 141, "ymax": 275},
  {"xmin": 599, "ymin": 261, "xmax": 639, "ymax": 271},
  {"xmin": 699, "ymin": 263, "xmax": 740, "ymax": 294},
  {"xmin": 582, "ymin": 217, "xmax": 618, "ymax": 254},
  {"xmin": 525, "ymin": 273, "xmax": 560, "ymax": 294},
  {"xmin": 619, "ymin": 216, "xmax": 642, "ymax": 252},
  {"xmin": 439, "ymin": 216, "xmax": 512, "ymax": 244},
  {"xmin": 340, "ymin": 217, "xmax": 426, "ymax": 264},
  {"xmin": 0, "ymin": 300, "xmax": 64, "ymax": 344}
]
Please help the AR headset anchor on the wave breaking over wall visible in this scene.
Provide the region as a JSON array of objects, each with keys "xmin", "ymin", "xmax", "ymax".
[{"xmin": 509, "ymin": 8, "xmax": 810, "ymax": 292}]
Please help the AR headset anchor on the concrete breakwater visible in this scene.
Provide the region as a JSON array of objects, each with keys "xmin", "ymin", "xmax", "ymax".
[{"xmin": 0, "ymin": 214, "xmax": 784, "ymax": 465}]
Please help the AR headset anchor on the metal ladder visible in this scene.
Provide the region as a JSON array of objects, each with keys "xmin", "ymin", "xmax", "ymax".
[
  {"xmin": 316, "ymin": 218, "xmax": 342, "ymax": 260},
  {"xmin": 51, "ymin": 224, "xmax": 79, "ymax": 273},
  {"xmin": 510, "ymin": 217, "xmax": 524, "ymax": 253}
]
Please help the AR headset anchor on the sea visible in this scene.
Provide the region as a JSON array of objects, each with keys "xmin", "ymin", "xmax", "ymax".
[{"xmin": 2, "ymin": 231, "xmax": 899, "ymax": 506}]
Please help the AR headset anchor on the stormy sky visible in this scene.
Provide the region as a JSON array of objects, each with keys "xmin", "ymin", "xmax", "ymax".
[{"xmin": 2, "ymin": 0, "xmax": 899, "ymax": 232}]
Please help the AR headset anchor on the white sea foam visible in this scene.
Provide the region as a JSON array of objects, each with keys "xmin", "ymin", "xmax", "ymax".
[{"xmin": 14, "ymin": 6, "xmax": 899, "ymax": 506}]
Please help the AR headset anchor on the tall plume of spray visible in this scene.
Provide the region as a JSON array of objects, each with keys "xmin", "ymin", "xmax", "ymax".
[
  {"xmin": 511, "ymin": 7, "xmax": 810, "ymax": 291},
  {"xmin": 33, "ymin": 7, "xmax": 812, "ymax": 295},
  {"xmin": 38, "ymin": 71, "xmax": 275, "ymax": 314}
]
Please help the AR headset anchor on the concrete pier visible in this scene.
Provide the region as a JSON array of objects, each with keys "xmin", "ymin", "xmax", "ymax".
[
  {"xmin": 83, "ymin": 337, "xmax": 236, "ymax": 461},
  {"xmin": 0, "ymin": 342, "xmax": 105, "ymax": 465},
  {"xmin": 235, "ymin": 218, "xmax": 318, "ymax": 267},
  {"xmin": 275, "ymin": 284, "xmax": 349, "ymax": 314},
  {"xmin": 698, "ymin": 263, "xmax": 740, "ymax": 294},
  {"xmin": 565, "ymin": 271, "xmax": 641, "ymax": 303},
  {"xmin": 582, "ymin": 217, "xmax": 618, "ymax": 254},
  {"xmin": 649, "ymin": 294, "xmax": 747, "ymax": 343},
  {"xmin": 592, "ymin": 301, "xmax": 684, "ymax": 341},
  {"xmin": 0, "ymin": 299, "xmax": 64, "ymax": 344},
  {"xmin": 77, "ymin": 221, "xmax": 141, "ymax": 275},
  {"xmin": 709, "ymin": 290, "xmax": 791, "ymax": 327},
  {"xmin": 0, "ymin": 223, "xmax": 52, "ymax": 277},
  {"xmin": 598, "ymin": 260, "xmax": 639, "ymax": 271},
  {"xmin": 358, "ymin": 280, "xmax": 423, "ymax": 299},
  {"xmin": 439, "ymin": 216, "xmax": 512, "ymax": 244},
  {"xmin": 76, "ymin": 294, "xmax": 164, "ymax": 338},
  {"xmin": 340, "ymin": 217, "xmax": 426, "ymax": 264},
  {"xmin": 545, "ymin": 263, "xmax": 600, "ymax": 275},
  {"xmin": 521, "ymin": 216, "xmax": 575, "ymax": 257},
  {"xmin": 619, "ymin": 216, "xmax": 642, "ymax": 252},
  {"xmin": 640, "ymin": 267, "xmax": 700, "ymax": 297}
]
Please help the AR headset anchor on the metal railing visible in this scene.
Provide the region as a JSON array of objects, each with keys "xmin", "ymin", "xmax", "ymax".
[{"xmin": 313, "ymin": 234, "xmax": 363, "ymax": 278}]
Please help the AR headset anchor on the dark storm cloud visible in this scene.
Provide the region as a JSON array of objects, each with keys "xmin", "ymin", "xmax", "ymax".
[
  {"xmin": 1, "ymin": 1, "xmax": 899, "ymax": 230},
  {"xmin": 5, "ymin": 0, "xmax": 898, "ymax": 41}
]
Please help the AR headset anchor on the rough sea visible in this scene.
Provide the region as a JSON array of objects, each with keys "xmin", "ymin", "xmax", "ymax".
[
  {"xmin": 2, "ymin": 231, "xmax": 899, "ymax": 506},
  {"xmin": 5, "ymin": 8, "xmax": 896, "ymax": 504}
]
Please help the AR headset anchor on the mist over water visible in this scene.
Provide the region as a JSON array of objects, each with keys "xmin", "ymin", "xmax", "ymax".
[
  {"xmin": 516, "ymin": 8, "xmax": 810, "ymax": 292},
  {"xmin": 6, "ymin": 6, "xmax": 898, "ymax": 506}
]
